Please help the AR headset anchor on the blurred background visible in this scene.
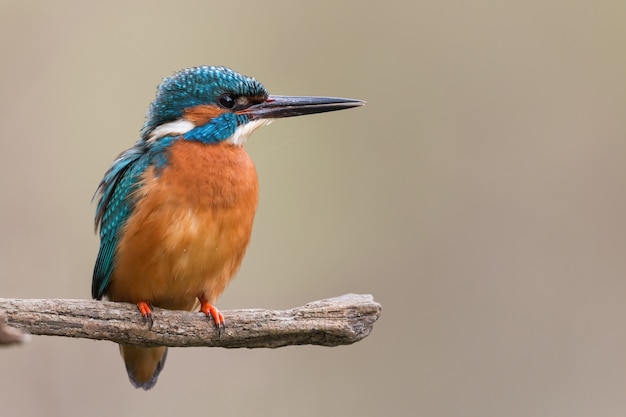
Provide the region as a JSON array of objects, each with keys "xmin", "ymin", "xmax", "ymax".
[{"xmin": 1, "ymin": 0, "xmax": 625, "ymax": 416}]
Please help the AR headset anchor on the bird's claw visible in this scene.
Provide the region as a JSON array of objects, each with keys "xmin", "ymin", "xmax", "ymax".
[
  {"xmin": 199, "ymin": 300, "xmax": 225, "ymax": 338},
  {"xmin": 137, "ymin": 301, "xmax": 154, "ymax": 329}
]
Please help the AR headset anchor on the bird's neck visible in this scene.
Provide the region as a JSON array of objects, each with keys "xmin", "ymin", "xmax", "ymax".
[
  {"xmin": 145, "ymin": 140, "xmax": 258, "ymax": 210},
  {"xmin": 145, "ymin": 117, "xmax": 272, "ymax": 147}
]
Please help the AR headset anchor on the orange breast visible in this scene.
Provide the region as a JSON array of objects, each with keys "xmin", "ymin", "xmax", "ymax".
[{"xmin": 107, "ymin": 140, "xmax": 259, "ymax": 310}]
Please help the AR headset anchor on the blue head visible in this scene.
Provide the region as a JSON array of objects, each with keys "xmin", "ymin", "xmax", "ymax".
[
  {"xmin": 140, "ymin": 66, "xmax": 364, "ymax": 146},
  {"xmin": 142, "ymin": 66, "xmax": 268, "ymax": 144}
]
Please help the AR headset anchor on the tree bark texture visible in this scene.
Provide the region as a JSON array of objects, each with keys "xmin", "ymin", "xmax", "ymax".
[{"xmin": 0, "ymin": 294, "xmax": 381, "ymax": 348}]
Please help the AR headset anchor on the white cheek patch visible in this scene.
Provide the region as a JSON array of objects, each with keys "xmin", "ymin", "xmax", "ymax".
[
  {"xmin": 226, "ymin": 119, "xmax": 273, "ymax": 146},
  {"xmin": 147, "ymin": 119, "xmax": 195, "ymax": 143}
]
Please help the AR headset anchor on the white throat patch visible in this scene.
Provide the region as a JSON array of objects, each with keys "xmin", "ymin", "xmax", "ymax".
[
  {"xmin": 226, "ymin": 119, "xmax": 273, "ymax": 146},
  {"xmin": 146, "ymin": 117, "xmax": 272, "ymax": 145},
  {"xmin": 146, "ymin": 119, "xmax": 195, "ymax": 143}
]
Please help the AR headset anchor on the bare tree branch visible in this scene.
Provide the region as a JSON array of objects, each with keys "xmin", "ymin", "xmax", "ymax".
[
  {"xmin": 0, "ymin": 313, "xmax": 29, "ymax": 346},
  {"xmin": 0, "ymin": 294, "xmax": 381, "ymax": 348}
]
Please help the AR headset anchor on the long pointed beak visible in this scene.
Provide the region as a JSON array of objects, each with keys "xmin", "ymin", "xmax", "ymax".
[{"xmin": 243, "ymin": 95, "xmax": 365, "ymax": 120}]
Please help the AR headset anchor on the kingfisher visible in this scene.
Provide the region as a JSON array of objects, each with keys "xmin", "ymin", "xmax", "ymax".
[{"xmin": 92, "ymin": 66, "xmax": 364, "ymax": 390}]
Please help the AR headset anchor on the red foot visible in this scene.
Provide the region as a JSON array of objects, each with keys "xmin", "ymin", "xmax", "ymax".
[
  {"xmin": 137, "ymin": 301, "xmax": 154, "ymax": 328},
  {"xmin": 199, "ymin": 298, "xmax": 225, "ymax": 335}
]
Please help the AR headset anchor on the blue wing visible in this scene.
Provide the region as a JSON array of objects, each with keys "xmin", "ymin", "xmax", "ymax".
[{"xmin": 92, "ymin": 141, "xmax": 150, "ymax": 299}]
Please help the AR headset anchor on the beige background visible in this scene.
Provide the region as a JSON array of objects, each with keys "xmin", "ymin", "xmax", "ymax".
[{"xmin": 1, "ymin": 0, "xmax": 626, "ymax": 416}]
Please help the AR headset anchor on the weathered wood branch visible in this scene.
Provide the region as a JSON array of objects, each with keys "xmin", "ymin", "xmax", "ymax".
[
  {"xmin": 0, "ymin": 294, "xmax": 381, "ymax": 348},
  {"xmin": 0, "ymin": 313, "xmax": 29, "ymax": 346}
]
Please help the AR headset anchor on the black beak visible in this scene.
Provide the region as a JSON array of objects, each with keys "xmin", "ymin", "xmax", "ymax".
[{"xmin": 244, "ymin": 95, "xmax": 365, "ymax": 120}]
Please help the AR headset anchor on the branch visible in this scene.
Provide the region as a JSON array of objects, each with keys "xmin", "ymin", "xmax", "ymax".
[
  {"xmin": 0, "ymin": 313, "xmax": 29, "ymax": 346},
  {"xmin": 0, "ymin": 294, "xmax": 381, "ymax": 348}
]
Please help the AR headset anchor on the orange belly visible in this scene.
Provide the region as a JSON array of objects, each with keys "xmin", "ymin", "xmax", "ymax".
[{"xmin": 107, "ymin": 140, "xmax": 259, "ymax": 310}]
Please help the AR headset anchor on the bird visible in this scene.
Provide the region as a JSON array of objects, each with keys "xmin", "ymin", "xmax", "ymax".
[{"xmin": 92, "ymin": 66, "xmax": 364, "ymax": 390}]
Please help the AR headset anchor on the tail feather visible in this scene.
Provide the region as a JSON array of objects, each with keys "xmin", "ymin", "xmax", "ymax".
[{"xmin": 119, "ymin": 345, "xmax": 168, "ymax": 390}]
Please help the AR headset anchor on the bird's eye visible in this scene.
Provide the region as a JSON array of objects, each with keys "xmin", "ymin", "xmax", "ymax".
[{"xmin": 219, "ymin": 94, "xmax": 236, "ymax": 109}]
